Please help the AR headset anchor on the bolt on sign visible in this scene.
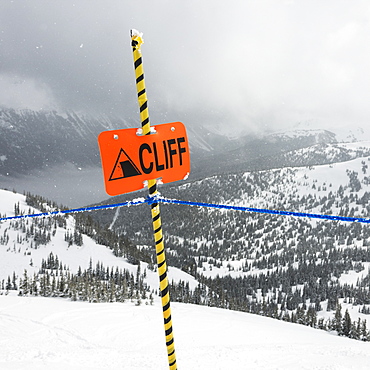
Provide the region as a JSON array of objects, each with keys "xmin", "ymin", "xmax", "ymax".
[{"xmin": 98, "ymin": 121, "xmax": 190, "ymax": 196}]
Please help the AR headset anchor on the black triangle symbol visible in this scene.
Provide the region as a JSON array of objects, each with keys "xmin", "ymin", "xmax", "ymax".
[{"xmin": 109, "ymin": 148, "xmax": 142, "ymax": 181}]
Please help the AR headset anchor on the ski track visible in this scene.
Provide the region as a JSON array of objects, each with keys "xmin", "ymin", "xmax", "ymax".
[{"xmin": 108, "ymin": 206, "xmax": 120, "ymax": 230}]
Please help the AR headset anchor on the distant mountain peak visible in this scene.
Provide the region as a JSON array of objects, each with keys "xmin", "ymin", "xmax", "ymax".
[{"xmin": 266, "ymin": 129, "xmax": 337, "ymax": 144}]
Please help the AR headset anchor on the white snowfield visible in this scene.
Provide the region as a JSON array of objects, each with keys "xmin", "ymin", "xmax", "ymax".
[{"xmin": 1, "ymin": 295, "xmax": 370, "ymax": 370}]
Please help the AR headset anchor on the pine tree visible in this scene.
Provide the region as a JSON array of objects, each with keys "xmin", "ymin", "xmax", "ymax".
[
  {"xmin": 351, "ymin": 320, "xmax": 360, "ymax": 340},
  {"xmin": 306, "ymin": 306, "xmax": 317, "ymax": 328},
  {"xmin": 12, "ymin": 272, "xmax": 17, "ymax": 290},
  {"xmin": 317, "ymin": 317, "xmax": 326, "ymax": 331},
  {"xmin": 30, "ymin": 274, "xmax": 38, "ymax": 296},
  {"xmin": 361, "ymin": 320, "xmax": 370, "ymax": 341},
  {"xmin": 342, "ymin": 309, "xmax": 352, "ymax": 337},
  {"xmin": 6, "ymin": 276, "xmax": 12, "ymax": 291},
  {"xmin": 59, "ymin": 274, "xmax": 66, "ymax": 297},
  {"xmin": 296, "ymin": 306, "xmax": 306, "ymax": 325},
  {"xmin": 334, "ymin": 304, "xmax": 343, "ymax": 334},
  {"xmin": 19, "ymin": 270, "xmax": 29, "ymax": 296}
]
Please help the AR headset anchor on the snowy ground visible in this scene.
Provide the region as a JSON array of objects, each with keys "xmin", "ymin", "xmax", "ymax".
[{"xmin": 1, "ymin": 294, "xmax": 370, "ymax": 369}]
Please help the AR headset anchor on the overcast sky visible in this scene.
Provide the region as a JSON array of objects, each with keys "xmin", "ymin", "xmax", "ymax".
[{"xmin": 1, "ymin": 1, "xmax": 370, "ymax": 135}]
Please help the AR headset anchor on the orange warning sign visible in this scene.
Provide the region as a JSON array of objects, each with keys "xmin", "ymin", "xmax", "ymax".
[{"xmin": 98, "ymin": 122, "xmax": 190, "ymax": 196}]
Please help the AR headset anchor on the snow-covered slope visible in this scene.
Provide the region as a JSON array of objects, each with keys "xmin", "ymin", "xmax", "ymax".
[
  {"xmin": 93, "ymin": 140, "xmax": 370, "ymax": 337},
  {"xmin": 0, "ymin": 189, "xmax": 198, "ymax": 293},
  {"xmin": 1, "ymin": 294, "xmax": 370, "ymax": 370}
]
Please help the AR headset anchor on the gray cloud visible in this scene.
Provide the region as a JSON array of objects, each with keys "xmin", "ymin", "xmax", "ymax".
[{"xmin": 1, "ymin": 1, "xmax": 370, "ymax": 134}]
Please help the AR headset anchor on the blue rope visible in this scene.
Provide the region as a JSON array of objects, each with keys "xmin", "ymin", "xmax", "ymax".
[
  {"xmin": 147, "ymin": 196, "xmax": 370, "ymax": 225},
  {"xmin": 1, "ymin": 195, "xmax": 370, "ymax": 225}
]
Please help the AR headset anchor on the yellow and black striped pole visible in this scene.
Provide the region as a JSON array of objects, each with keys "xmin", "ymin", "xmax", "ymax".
[{"xmin": 130, "ymin": 29, "xmax": 177, "ymax": 370}]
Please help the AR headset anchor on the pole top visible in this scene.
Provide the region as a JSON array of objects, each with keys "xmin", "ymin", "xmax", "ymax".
[{"xmin": 130, "ymin": 29, "xmax": 144, "ymax": 51}]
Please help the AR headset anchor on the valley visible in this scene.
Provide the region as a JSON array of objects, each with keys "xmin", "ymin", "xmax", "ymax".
[{"xmin": 2, "ymin": 111, "xmax": 370, "ymax": 352}]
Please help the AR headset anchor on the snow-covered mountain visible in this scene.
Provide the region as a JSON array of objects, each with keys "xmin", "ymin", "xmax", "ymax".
[
  {"xmin": 90, "ymin": 140, "xmax": 370, "ymax": 338},
  {"xmin": 0, "ymin": 109, "xmax": 125, "ymax": 176},
  {"xmin": 190, "ymin": 126, "xmax": 338, "ymax": 179},
  {"xmin": 1, "ymin": 108, "xmax": 367, "ymax": 180},
  {"xmin": 4, "ymin": 107, "xmax": 369, "ymax": 209},
  {"xmin": 0, "ymin": 107, "xmax": 341, "ymax": 206},
  {"xmin": 3, "ymin": 108, "xmax": 370, "ymax": 347},
  {"xmin": 2, "ymin": 154, "xmax": 370, "ymax": 368}
]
